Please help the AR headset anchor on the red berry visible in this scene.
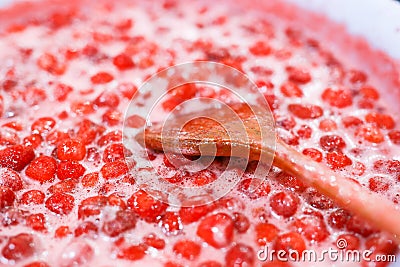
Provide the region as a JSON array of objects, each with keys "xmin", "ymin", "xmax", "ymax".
[
  {"xmin": 143, "ymin": 233, "xmax": 165, "ymax": 249},
  {"xmin": 179, "ymin": 204, "xmax": 213, "ymax": 224},
  {"xmin": 321, "ymin": 88, "xmax": 353, "ymax": 108},
  {"xmin": 320, "ymin": 135, "xmax": 346, "ymax": 152},
  {"xmin": 57, "ymin": 138, "xmax": 86, "ymax": 160},
  {"xmin": 102, "ymin": 210, "xmax": 137, "ymax": 237},
  {"xmin": 23, "ymin": 134, "xmax": 43, "ymax": 148},
  {"xmin": 270, "ymin": 191, "xmax": 299, "ymax": 217},
  {"xmin": 81, "ymin": 172, "xmax": 99, "ymax": 187},
  {"xmin": 292, "ymin": 215, "xmax": 329, "ymax": 242},
  {"xmin": 1, "ymin": 233, "xmax": 35, "ymax": 261},
  {"xmin": 173, "ymin": 240, "xmax": 201, "ymax": 260},
  {"xmin": 102, "ymin": 109, "xmax": 123, "ymax": 126},
  {"xmin": 348, "ymin": 69, "xmax": 367, "ymax": 83},
  {"xmin": 0, "ymin": 145, "xmax": 35, "ymax": 171},
  {"xmin": 26, "ymin": 213, "xmax": 46, "ymax": 232},
  {"xmin": 190, "ymin": 169, "xmax": 217, "ymax": 186},
  {"xmin": 238, "ymin": 178, "xmax": 271, "ymax": 199},
  {"xmin": 280, "ymin": 81, "xmax": 303, "ymax": 97},
  {"xmin": 71, "ymin": 101, "xmax": 96, "ymax": 115},
  {"xmin": 255, "ymin": 223, "xmax": 279, "ymax": 245},
  {"xmin": 373, "ymin": 159, "xmax": 400, "ymax": 174},
  {"xmin": 0, "ymin": 167, "xmax": 23, "ymax": 190},
  {"xmin": 60, "ymin": 241, "xmax": 94, "ymax": 266},
  {"xmin": 113, "ymin": 53, "xmax": 135, "ymax": 70},
  {"xmin": 197, "ymin": 213, "xmax": 234, "ymax": 248},
  {"xmin": 78, "ymin": 196, "xmax": 107, "ymax": 220},
  {"xmin": 57, "ymin": 160, "xmax": 85, "ymax": 181},
  {"xmin": 388, "ymin": 130, "xmax": 400, "ymax": 144},
  {"xmin": 249, "ymin": 41, "xmax": 271, "ymax": 56},
  {"xmin": 37, "ymin": 53, "xmax": 65, "ymax": 75},
  {"xmin": 0, "ymin": 186, "xmax": 15, "ymax": 209},
  {"xmin": 302, "ymin": 148, "xmax": 323, "ymax": 162},
  {"xmin": 91, "ymin": 71, "xmax": 114, "ymax": 84},
  {"xmin": 355, "ymin": 125, "xmax": 384, "ymax": 143},
  {"xmin": 275, "ymin": 171, "xmax": 306, "ymax": 192},
  {"xmin": 48, "ymin": 179, "xmax": 77, "ymax": 194},
  {"xmin": 117, "ymin": 82, "xmax": 138, "ymax": 99},
  {"xmin": 286, "ymin": 67, "xmax": 311, "ymax": 84},
  {"xmin": 103, "ymin": 143, "xmax": 126, "ymax": 163},
  {"xmin": 53, "ymin": 83, "xmax": 73, "ymax": 102},
  {"xmin": 368, "ymin": 176, "xmax": 391, "ymax": 192},
  {"xmin": 342, "ymin": 116, "xmax": 363, "ymax": 128},
  {"xmin": 319, "ymin": 119, "xmax": 337, "ymax": 132},
  {"xmin": 326, "ymin": 151, "xmax": 352, "ymax": 169},
  {"xmin": 100, "ymin": 159, "xmax": 129, "ymax": 179},
  {"xmin": 274, "ymin": 232, "xmax": 306, "ymax": 256},
  {"xmin": 31, "ymin": 117, "xmax": 56, "ymax": 135},
  {"xmin": 288, "ymin": 104, "xmax": 323, "ymax": 119},
  {"xmin": 76, "ymin": 119, "xmax": 105, "ymax": 145},
  {"xmin": 305, "ymin": 188, "xmax": 334, "ymax": 209},
  {"xmin": 365, "ymin": 112, "xmax": 395, "ymax": 130},
  {"xmin": 117, "ymin": 244, "xmax": 146, "ymax": 261},
  {"xmin": 328, "ymin": 209, "xmax": 350, "ymax": 229},
  {"xmin": 297, "ymin": 125, "xmax": 312, "ymax": 139},
  {"xmin": 360, "ymin": 85, "xmax": 379, "ymax": 100},
  {"xmin": 159, "ymin": 212, "xmax": 183, "ymax": 236},
  {"xmin": 336, "ymin": 234, "xmax": 360, "ymax": 250},
  {"xmin": 25, "ymin": 155, "xmax": 57, "ymax": 183},
  {"xmin": 45, "ymin": 192, "xmax": 75, "ymax": 215},
  {"xmin": 127, "ymin": 190, "xmax": 167, "ymax": 222},
  {"xmin": 365, "ymin": 236, "xmax": 398, "ymax": 255},
  {"xmin": 225, "ymin": 243, "xmax": 255, "ymax": 267},
  {"xmin": 94, "ymin": 91, "xmax": 120, "ymax": 108},
  {"xmin": 74, "ymin": 221, "xmax": 98, "ymax": 237},
  {"xmin": 233, "ymin": 212, "xmax": 250, "ymax": 234},
  {"xmin": 20, "ymin": 190, "xmax": 45, "ymax": 205},
  {"xmin": 23, "ymin": 261, "xmax": 50, "ymax": 267}
]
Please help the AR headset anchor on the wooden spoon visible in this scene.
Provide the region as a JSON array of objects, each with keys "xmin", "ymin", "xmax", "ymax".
[{"xmin": 136, "ymin": 102, "xmax": 400, "ymax": 242}]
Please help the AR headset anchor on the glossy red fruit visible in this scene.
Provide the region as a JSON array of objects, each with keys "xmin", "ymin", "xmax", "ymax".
[
  {"xmin": 31, "ymin": 117, "xmax": 56, "ymax": 135},
  {"xmin": 20, "ymin": 190, "xmax": 45, "ymax": 205},
  {"xmin": 190, "ymin": 169, "xmax": 217, "ymax": 186},
  {"xmin": 23, "ymin": 261, "xmax": 50, "ymax": 267},
  {"xmin": 280, "ymin": 81, "xmax": 303, "ymax": 97},
  {"xmin": 225, "ymin": 243, "xmax": 255, "ymax": 267},
  {"xmin": 288, "ymin": 104, "xmax": 323, "ymax": 119},
  {"xmin": 321, "ymin": 88, "xmax": 353, "ymax": 108},
  {"xmin": 275, "ymin": 171, "xmax": 306, "ymax": 192},
  {"xmin": 0, "ymin": 186, "xmax": 15, "ymax": 209},
  {"xmin": 94, "ymin": 91, "xmax": 120, "ymax": 108},
  {"xmin": 127, "ymin": 190, "xmax": 167, "ymax": 222},
  {"xmin": 74, "ymin": 221, "xmax": 98, "ymax": 237},
  {"xmin": 373, "ymin": 159, "xmax": 400, "ymax": 174},
  {"xmin": 113, "ymin": 53, "xmax": 135, "ymax": 70},
  {"xmin": 159, "ymin": 212, "xmax": 183, "ymax": 236},
  {"xmin": 57, "ymin": 160, "xmax": 85, "ymax": 181},
  {"xmin": 238, "ymin": 178, "xmax": 271, "ymax": 199},
  {"xmin": 249, "ymin": 41, "xmax": 271, "ymax": 56},
  {"xmin": 103, "ymin": 143, "xmax": 126, "ymax": 163},
  {"xmin": 302, "ymin": 148, "xmax": 323, "ymax": 162},
  {"xmin": 100, "ymin": 159, "xmax": 129, "ymax": 179},
  {"xmin": 25, "ymin": 155, "xmax": 57, "ymax": 183},
  {"xmin": 179, "ymin": 204, "xmax": 213, "ymax": 224},
  {"xmin": 274, "ymin": 232, "xmax": 306, "ymax": 257},
  {"xmin": 76, "ymin": 119, "xmax": 105, "ymax": 145},
  {"xmin": 91, "ymin": 71, "xmax": 114, "ymax": 84},
  {"xmin": 388, "ymin": 130, "xmax": 400, "ymax": 144},
  {"xmin": 255, "ymin": 223, "xmax": 279, "ymax": 245},
  {"xmin": 326, "ymin": 151, "xmax": 352, "ymax": 169},
  {"xmin": 0, "ymin": 167, "xmax": 23, "ymax": 190},
  {"xmin": 233, "ymin": 212, "xmax": 250, "ymax": 234},
  {"xmin": 81, "ymin": 172, "xmax": 99, "ymax": 188},
  {"xmin": 45, "ymin": 193, "xmax": 75, "ymax": 215},
  {"xmin": 2, "ymin": 233, "xmax": 35, "ymax": 261},
  {"xmin": 342, "ymin": 116, "xmax": 363, "ymax": 128},
  {"xmin": 143, "ymin": 233, "xmax": 165, "ymax": 249},
  {"xmin": 270, "ymin": 191, "xmax": 299, "ymax": 217},
  {"xmin": 0, "ymin": 145, "xmax": 35, "ymax": 171},
  {"xmin": 173, "ymin": 240, "xmax": 201, "ymax": 260},
  {"xmin": 57, "ymin": 138, "xmax": 86, "ymax": 160},
  {"xmin": 327, "ymin": 209, "xmax": 350, "ymax": 229},
  {"xmin": 26, "ymin": 213, "xmax": 46, "ymax": 232},
  {"xmin": 78, "ymin": 196, "xmax": 107, "ymax": 219},
  {"xmin": 48, "ymin": 179, "xmax": 77, "ymax": 194},
  {"xmin": 197, "ymin": 213, "xmax": 234, "ymax": 248},
  {"xmin": 53, "ymin": 83, "xmax": 73, "ymax": 102},
  {"xmin": 117, "ymin": 244, "xmax": 146, "ymax": 261},
  {"xmin": 305, "ymin": 188, "xmax": 334, "ymax": 210},
  {"xmin": 336, "ymin": 234, "xmax": 360, "ymax": 250},
  {"xmin": 319, "ymin": 135, "xmax": 346, "ymax": 152},
  {"xmin": 102, "ymin": 210, "xmax": 137, "ymax": 237},
  {"xmin": 292, "ymin": 215, "xmax": 329, "ymax": 242},
  {"xmin": 368, "ymin": 176, "xmax": 391, "ymax": 192},
  {"xmin": 365, "ymin": 112, "xmax": 395, "ymax": 130},
  {"xmin": 286, "ymin": 67, "xmax": 311, "ymax": 84}
]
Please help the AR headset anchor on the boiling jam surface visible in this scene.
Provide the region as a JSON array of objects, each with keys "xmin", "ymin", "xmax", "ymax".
[{"xmin": 0, "ymin": 0, "xmax": 399, "ymax": 266}]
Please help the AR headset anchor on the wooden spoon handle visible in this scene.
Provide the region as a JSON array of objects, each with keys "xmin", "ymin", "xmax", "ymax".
[{"xmin": 272, "ymin": 139, "xmax": 400, "ymax": 243}]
